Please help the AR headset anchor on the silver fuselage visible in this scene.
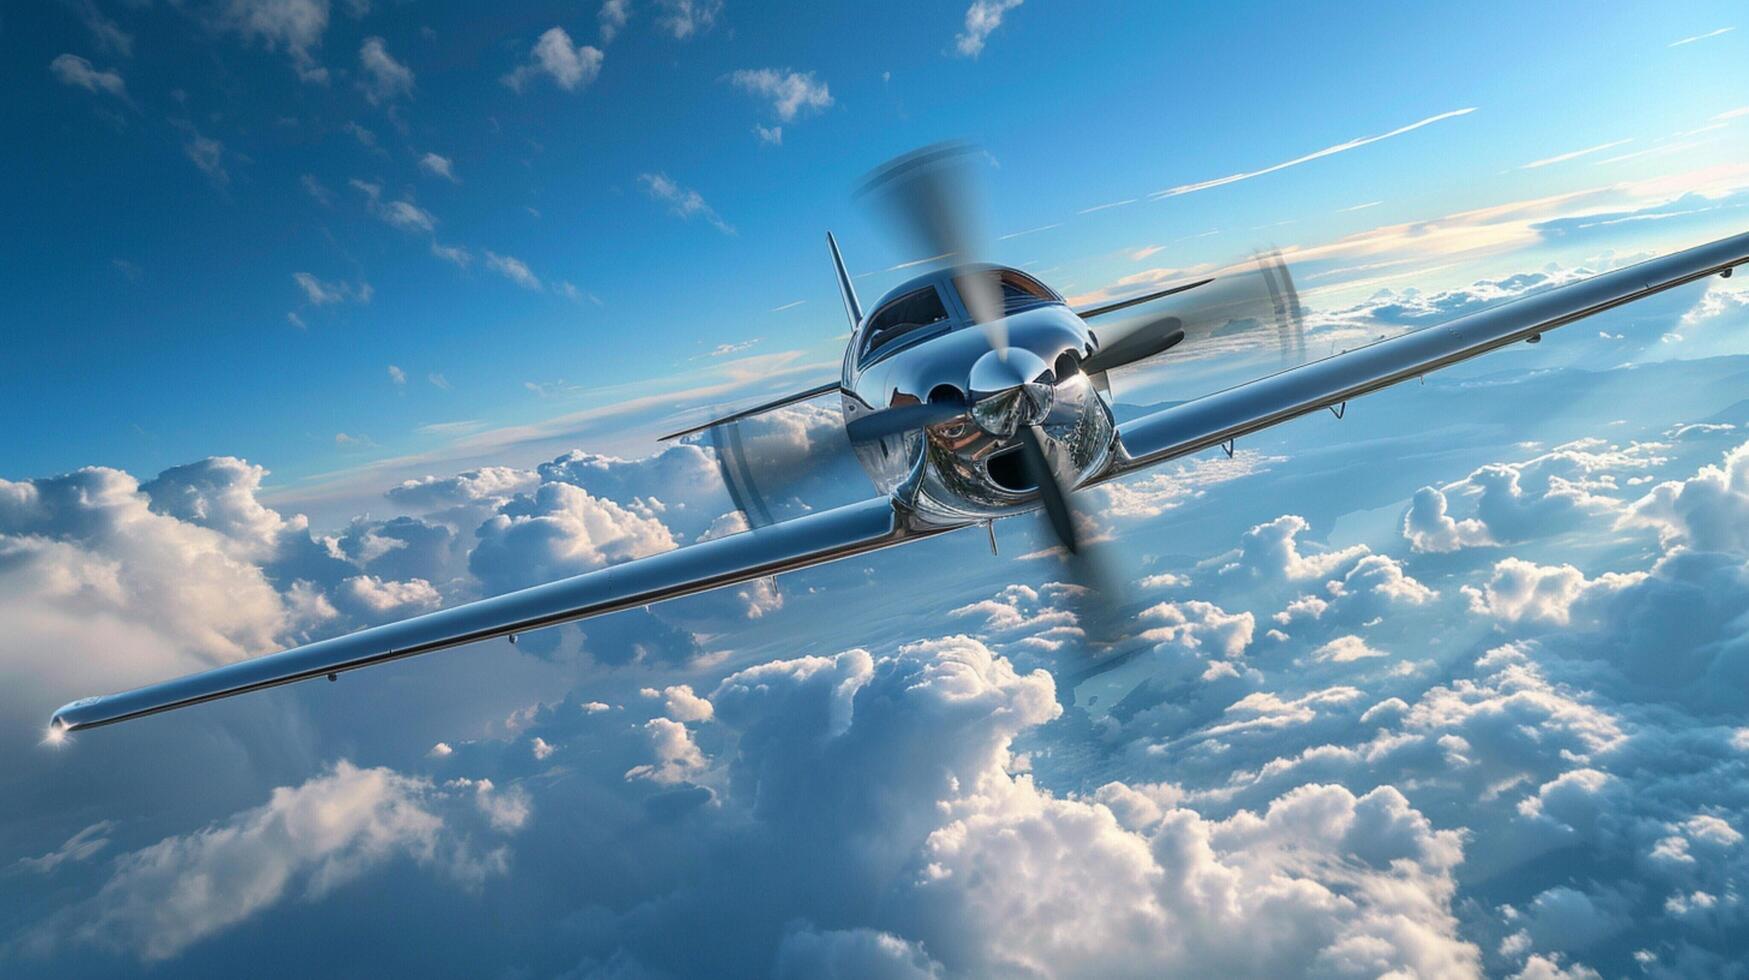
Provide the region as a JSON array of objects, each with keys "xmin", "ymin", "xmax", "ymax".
[{"xmin": 839, "ymin": 267, "xmax": 1115, "ymax": 527}]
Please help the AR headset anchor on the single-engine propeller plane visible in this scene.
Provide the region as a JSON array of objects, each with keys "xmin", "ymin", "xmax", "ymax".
[{"xmin": 49, "ymin": 144, "xmax": 1749, "ymax": 735}]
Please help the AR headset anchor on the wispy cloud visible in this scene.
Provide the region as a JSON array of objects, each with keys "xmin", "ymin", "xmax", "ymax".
[
  {"xmin": 418, "ymin": 153, "xmax": 458, "ymax": 183},
  {"xmin": 955, "ymin": 0, "xmax": 1024, "ymax": 58},
  {"xmin": 1151, "ymin": 108, "xmax": 1477, "ymax": 198},
  {"xmin": 1077, "ymin": 198, "xmax": 1136, "ymax": 214},
  {"xmin": 1713, "ymin": 106, "xmax": 1749, "ymax": 122},
  {"xmin": 357, "ymin": 37, "xmax": 414, "ymax": 104},
  {"xmin": 1668, "ymin": 26, "xmax": 1734, "ymax": 47},
  {"xmin": 484, "ymin": 251, "xmax": 541, "ymax": 290},
  {"xmin": 1336, "ymin": 200, "xmax": 1383, "ymax": 213},
  {"xmin": 638, "ymin": 173, "xmax": 734, "ymax": 234},
  {"xmin": 727, "ymin": 68, "xmax": 832, "ymax": 122},
  {"xmin": 49, "ymin": 54, "xmax": 128, "ymax": 102},
  {"xmin": 655, "ymin": 0, "xmax": 722, "ymax": 40},
  {"xmin": 1519, "ymin": 138, "xmax": 1633, "ymax": 169},
  {"xmin": 292, "ymin": 272, "xmax": 371, "ymax": 306},
  {"xmin": 998, "ymin": 222, "xmax": 1062, "ymax": 241}
]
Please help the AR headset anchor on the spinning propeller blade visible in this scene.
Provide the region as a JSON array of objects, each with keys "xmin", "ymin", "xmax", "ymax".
[
  {"xmin": 858, "ymin": 141, "xmax": 1006, "ymax": 349},
  {"xmin": 1082, "ymin": 249, "xmax": 1307, "ymax": 375},
  {"xmin": 843, "ymin": 396, "xmax": 968, "ymax": 444}
]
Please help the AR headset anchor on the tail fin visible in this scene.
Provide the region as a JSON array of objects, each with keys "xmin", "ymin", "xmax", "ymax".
[{"xmin": 827, "ymin": 231, "xmax": 862, "ymax": 329}]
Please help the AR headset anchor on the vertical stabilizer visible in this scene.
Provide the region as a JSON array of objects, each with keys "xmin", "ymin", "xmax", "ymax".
[{"xmin": 827, "ymin": 231, "xmax": 862, "ymax": 328}]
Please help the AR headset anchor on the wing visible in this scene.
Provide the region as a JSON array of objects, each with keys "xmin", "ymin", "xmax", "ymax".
[
  {"xmin": 1105, "ymin": 230, "xmax": 1749, "ymax": 474},
  {"xmin": 52, "ymin": 496, "xmax": 937, "ymax": 733}
]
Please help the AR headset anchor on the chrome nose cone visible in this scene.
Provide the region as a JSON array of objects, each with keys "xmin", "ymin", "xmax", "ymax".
[{"xmin": 969, "ymin": 348, "xmax": 1053, "ymax": 437}]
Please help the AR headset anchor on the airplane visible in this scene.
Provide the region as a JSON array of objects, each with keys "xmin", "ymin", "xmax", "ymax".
[{"xmin": 48, "ymin": 144, "xmax": 1749, "ymax": 736}]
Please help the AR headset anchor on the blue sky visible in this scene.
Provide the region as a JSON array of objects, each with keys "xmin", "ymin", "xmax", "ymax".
[
  {"xmin": 7, "ymin": 2, "xmax": 1749, "ymax": 977},
  {"xmin": 6, "ymin": 0, "xmax": 1747, "ymax": 525}
]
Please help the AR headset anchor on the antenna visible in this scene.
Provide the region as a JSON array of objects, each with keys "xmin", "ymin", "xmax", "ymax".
[{"xmin": 826, "ymin": 231, "xmax": 862, "ymax": 329}]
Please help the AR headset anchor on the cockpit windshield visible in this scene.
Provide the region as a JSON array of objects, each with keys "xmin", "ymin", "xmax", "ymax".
[
  {"xmin": 953, "ymin": 268, "xmax": 1059, "ymax": 317},
  {"xmin": 862, "ymin": 285, "xmax": 951, "ymax": 359}
]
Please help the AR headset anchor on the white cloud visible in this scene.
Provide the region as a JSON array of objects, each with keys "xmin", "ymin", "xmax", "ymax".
[
  {"xmin": 655, "ymin": 0, "xmax": 721, "ymax": 40},
  {"xmin": 599, "ymin": 0, "xmax": 631, "ymax": 42},
  {"xmin": 430, "ymin": 242, "xmax": 471, "ymax": 266},
  {"xmin": 417, "ymin": 152, "xmax": 458, "ymax": 182},
  {"xmin": 49, "ymin": 54, "xmax": 127, "ymax": 100},
  {"xmin": 954, "ymin": 0, "xmax": 1023, "ymax": 58},
  {"xmin": 1520, "ymin": 139, "xmax": 1634, "ymax": 170},
  {"xmin": 334, "ymin": 575, "xmax": 441, "ymax": 618},
  {"xmin": 1404, "ymin": 484, "xmax": 1494, "ymax": 552},
  {"xmin": 484, "ymin": 251, "xmax": 541, "ymax": 290},
  {"xmin": 0, "ymin": 466, "xmax": 295, "ymax": 712},
  {"xmin": 1620, "ymin": 440, "xmax": 1749, "ymax": 551},
  {"xmin": 14, "ymin": 822, "xmax": 115, "ymax": 875},
  {"xmin": 386, "ymin": 466, "xmax": 540, "ymax": 511},
  {"xmin": 468, "ymin": 482, "xmax": 676, "ymax": 594},
  {"xmin": 638, "ymin": 172, "xmax": 734, "ymax": 234},
  {"xmin": 625, "ymin": 717, "xmax": 707, "ymax": 784},
  {"xmin": 754, "ymin": 124, "xmax": 783, "ymax": 145},
  {"xmin": 728, "ymin": 68, "xmax": 833, "ymax": 122},
  {"xmin": 292, "ymin": 271, "xmax": 370, "ymax": 306},
  {"xmin": 351, "ymin": 179, "xmax": 438, "ymax": 234},
  {"xmin": 1153, "ymin": 108, "xmax": 1476, "ymax": 198},
  {"xmin": 1313, "ymin": 634, "xmax": 1387, "ymax": 663},
  {"xmin": 388, "ymin": 364, "xmax": 406, "ymax": 387},
  {"xmin": 211, "ymin": 0, "xmax": 332, "ymax": 83},
  {"xmin": 661, "ymin": 684, "xmax": 714, "ymax": 722},
  {"xmin": 1668, "ymin": 26, "xmax": 1734, "ymax": 47},
  {"xmin": 37, "ymin": 762, "xmax": 516, "ymax": 962},
  {"xmin": 1462, "ymin": 557, "xmax": 1645, "ymax": 627},
  {"xmin": 774, "ymin": 927, "xmax": 944, "ymax": 979},
  {"xmin": 1219, "ymin": 514, "xmax": 1371, "ymax": 581},
  {"xmin": 503, "ymin": 27, "xmax": 604, "ymax": 93},
  {"xmin": 357, "ymin": 37, "xmax": 413, "ymax": 104},
  {"xmin": 71, "ymin": 0, "xmax": 133, "ymax": 57},
  {"xmin": 178, "ymin": 125, "xmax": 229, "ymax": 186}
]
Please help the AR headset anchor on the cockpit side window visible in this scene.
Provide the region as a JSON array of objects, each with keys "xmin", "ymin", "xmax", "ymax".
[
  {"xmin": 862, "ymin": 286, "xmax": 951, "ymax": 358},
  {"xmin": 953, "ymin": 269, "xmax": 1059, "ymax": 316}
]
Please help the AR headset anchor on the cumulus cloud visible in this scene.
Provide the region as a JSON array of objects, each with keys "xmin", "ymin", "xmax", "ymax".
[
  {"xmin": 1462, "ymin": 558, "xmax": 1645, "ymax": 627},
  {"xmin": 1219, "ymin": 514, "xmax": 1371, "ymax": 581},
  {"xmin": 502, "ymin": 27, "xmax": 603, "ymax": 93},
  {"xmin": 0, "ymin": 466, "xmax": 294, "ymax": 708},
  {"xmin": 954, "ymin": 0, "xmax": 1023, "ymax": 58},
  {"xmin": 727, "ymin": 68, "xmax": 833, "ymax": 122},
  {"xmin": 469, "ymin": 482, "xmax": 676, "ymax": 595},
  {"xmin": 29, "ymin": 762, "xmax": 517, "ymax": 962},
  {"xmin": 625, "ymin": 717, "xmax": 708, "ymax": 784},
  {"xmin": 1621, "ymin": 440, "xmax": 1749, "ymax": 551}
]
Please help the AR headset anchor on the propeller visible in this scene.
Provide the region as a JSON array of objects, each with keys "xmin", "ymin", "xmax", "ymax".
[
  {"xmin": 857, "ymin": 141, "xmax": 1006, "ymax": 345},
  {"xmin": 843, "ymin": 394, "xmax": 967, "ymax": 444},
  {"xmin": 1080, "ymin": 249, "xmax": 1307, "ymax": 377}
]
